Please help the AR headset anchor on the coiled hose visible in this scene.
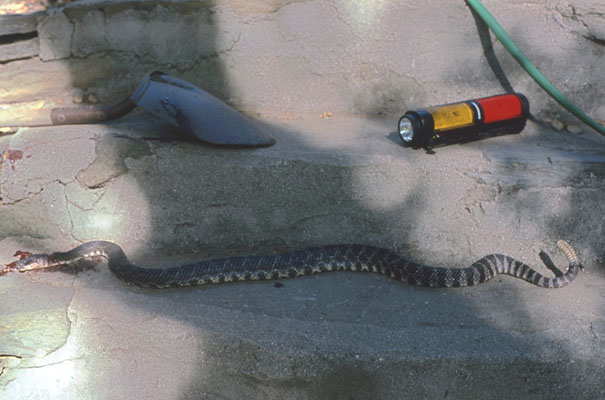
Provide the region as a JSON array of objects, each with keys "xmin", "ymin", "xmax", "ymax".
[{"xmin": 466, "ymin": 0, "xmax": 605, "ymax": 136}]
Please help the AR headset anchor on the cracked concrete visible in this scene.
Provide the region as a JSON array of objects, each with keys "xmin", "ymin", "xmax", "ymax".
[
  {"xmin": 76, "ymin": 132, "xmax": 152, "ymax": 188},
  {"xmin": 0, "ymin": 0, "xmax": 604, "ymax": 398},
  {"xmin": 1, "ymin": 0, "xmax": 604, "ymax": 124},
  {"xmin": 0, "ymin": 113, "xmax": 604, "ymax": 398},
  {"xmin": 557, "ymin": 0, "xmax": 605, "ymax": 42}
]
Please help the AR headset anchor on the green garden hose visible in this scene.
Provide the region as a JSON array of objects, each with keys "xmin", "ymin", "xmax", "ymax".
[{"xmin": 466, "ymin": 0, "xmax": 605, "ymax": 136}]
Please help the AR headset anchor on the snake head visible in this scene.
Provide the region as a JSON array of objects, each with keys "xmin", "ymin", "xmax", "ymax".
[
  {"xmin": 2, "ymin": 254, "xmax": 53, "ymax": 273},
  {"xmin": 2, "ymin": 251, "xmax": 33, "ymax": 274},
  {"xmin": 13, "ymin": 254, "xmax": 53, "ymax": 272}
]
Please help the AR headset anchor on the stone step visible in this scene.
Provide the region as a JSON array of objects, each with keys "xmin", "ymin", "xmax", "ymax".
[
  {"xmin": 0, "ymin": 13, "xmax": 40, "ymax": 62},
  {"xmin": 0, "ymin": 13, "xmax": 39, "ymax": 36},
  {"xmin": 0, "ymin": 116, "xmax": 603, "ymax": 398},
  {"xmin": 0, "ymin": 0, "xmax": 603, "ymax": 397}
]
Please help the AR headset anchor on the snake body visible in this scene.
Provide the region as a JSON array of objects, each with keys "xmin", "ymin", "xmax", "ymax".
[{"xmin": 9, "ymin": 240, "xmax": 582, "ymax": 289}]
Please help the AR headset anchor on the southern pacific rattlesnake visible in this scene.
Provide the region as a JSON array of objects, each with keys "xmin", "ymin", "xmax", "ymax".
[{"xmin": 4, "ymin": 240, "xmax": 582, "ymax": 289}]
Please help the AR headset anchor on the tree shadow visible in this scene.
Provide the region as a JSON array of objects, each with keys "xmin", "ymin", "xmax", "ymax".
[
  {"xmin": 0, "ymin": 1, "xmax": 603, "ymax": 398},
  {"xmin": 463, "ymin": 7, "xmax": 605, "ymax": 265}
]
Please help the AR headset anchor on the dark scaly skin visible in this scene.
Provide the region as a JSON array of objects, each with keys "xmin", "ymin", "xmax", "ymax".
[{"xmin": 5, "ymin": 240, "xmax": 582, "ymax": 289}]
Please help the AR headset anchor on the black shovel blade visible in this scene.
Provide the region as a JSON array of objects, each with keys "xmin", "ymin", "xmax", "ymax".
[{"xmin": 131, "ymin": 71, "xmax": 275, "ymax": 147}]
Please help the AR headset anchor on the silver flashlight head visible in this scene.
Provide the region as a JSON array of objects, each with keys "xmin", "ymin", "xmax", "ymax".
[{"xmin": 398, "ymin": 117, "xmax": 414, "ymax": 143}]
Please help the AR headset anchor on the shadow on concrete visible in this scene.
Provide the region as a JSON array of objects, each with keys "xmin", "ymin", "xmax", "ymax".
[
  {"xmin": 1, "ymin": 1, "xmax": 603, "ymax": 398},
  {"xmin": 465, "ymin": 6, "xmax": 605, "ymax": 265},
  {"xmin": 85, "ymin": 117, "xmax": 600, "ymax": 399}
]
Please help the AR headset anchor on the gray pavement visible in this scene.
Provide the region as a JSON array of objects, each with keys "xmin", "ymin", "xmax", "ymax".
[
  {"xmin": 0, "ymin": 114, "xmax": 604, "ymax": 399},
  {"xmin": 1, "ymin": 0, "xmax": 604, "ymax": 398}
]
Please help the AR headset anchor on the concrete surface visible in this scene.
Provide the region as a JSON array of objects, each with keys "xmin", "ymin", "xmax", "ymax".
[
  {"xmin": 1, "ymin": 0, "xmax": 605, "ymax": 128},
  {"xmin": 0, "ymin": 115, "xmax": 604, "ymax": 399},
  {"xmin": 0, "ymin": 0, "xmax": 604, "ymax": 399}
]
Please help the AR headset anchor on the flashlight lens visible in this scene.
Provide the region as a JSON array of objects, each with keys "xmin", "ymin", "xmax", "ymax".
[{"xmin": 399, "ymin": 117, "xmax": 414, "ymax": 142}]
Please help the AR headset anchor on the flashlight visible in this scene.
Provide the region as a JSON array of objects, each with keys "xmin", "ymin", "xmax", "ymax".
[{"xmin": 398, "ymin": 93, "xmax": 529, "ymax": 149}]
